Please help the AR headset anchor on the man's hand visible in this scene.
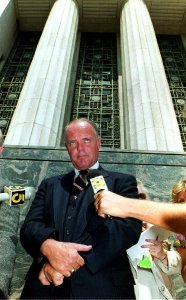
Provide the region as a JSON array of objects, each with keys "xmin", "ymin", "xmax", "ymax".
[
  {"xmin": 40, "ymin": 240, "xmax": 92, "ymax": 277},
  {"xmin": 39, "ymin": 262, "xmax": 64, "ymax": 286}
]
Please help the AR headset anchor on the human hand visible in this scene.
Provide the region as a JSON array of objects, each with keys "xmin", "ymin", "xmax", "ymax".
[
  {"xmin": 141, "ymin": 238, "xmax": 167, "ymax": 261},
  {"xmin": 94, "ymin": 190, "xmax": 128, "ymax": 218},
  {"xmin": 40, "ymin": 240, "xmax": 92, "ymax": 277},
  {"xmin": 39, "ymin": 262, "xmax": 64, "ymax": 286}
]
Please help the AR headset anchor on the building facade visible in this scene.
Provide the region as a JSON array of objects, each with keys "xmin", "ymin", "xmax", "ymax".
[
  {"xmin": 0, "ymin": 1, "xmax": 186, "ymax": 298},
  {"xmin": 0, "ymin": 0, "xmax": 186, "ymax": 151}
]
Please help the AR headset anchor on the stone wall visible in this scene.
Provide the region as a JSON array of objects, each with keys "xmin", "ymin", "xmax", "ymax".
[{"xmin": 0, "ymin": 146, "xmax": 186, "ymax": 298}]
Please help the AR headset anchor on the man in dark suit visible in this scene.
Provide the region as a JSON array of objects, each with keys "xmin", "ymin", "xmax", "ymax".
[{"xmin": 20, "ymin": 118, "xmax": 142, "ymax": 299}]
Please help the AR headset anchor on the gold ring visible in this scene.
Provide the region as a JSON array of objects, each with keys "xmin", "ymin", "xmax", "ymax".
[{"xmin": 71, "ymin": 268, "xmax": 75, "ymax": 273}]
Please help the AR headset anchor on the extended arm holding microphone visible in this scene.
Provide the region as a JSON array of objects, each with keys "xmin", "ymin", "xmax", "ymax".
[{"xmin": 94, "ymin": 190, "xmax": 186, "ymax": 234}]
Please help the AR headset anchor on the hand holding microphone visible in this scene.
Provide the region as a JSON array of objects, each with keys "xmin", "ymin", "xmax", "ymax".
[
  {"xmin": 94, "ymin": 190, "xmax": 126, "ymax": 218},
  {"xmin": 87, "ymin": 170, "xmax": 112, "ymax": 218}
]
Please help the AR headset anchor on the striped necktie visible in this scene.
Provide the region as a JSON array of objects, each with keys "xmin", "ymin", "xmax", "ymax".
[{"xmin": 72, "ymin": 170, "xmax": 88, "ymax": 196}]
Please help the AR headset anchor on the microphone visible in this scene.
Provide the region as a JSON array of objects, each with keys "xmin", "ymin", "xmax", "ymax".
[
  {"xmin": 0, "ymin": 186, "xmax": 36, "ymax": 206},
  {"xmin": 87, "ymin": 170, "xmax": 112, "ymax": 219},
  {"xmin": 87, "ymin": 169, "xmax": 108, "ymax": 194}
]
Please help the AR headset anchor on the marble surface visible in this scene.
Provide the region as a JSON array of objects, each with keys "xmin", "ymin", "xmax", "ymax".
[
  {"xmin": 1, "ymin": 145, "xmax": 186, "ymax": 201},
  {"xmin": 0, "ymin": 146, "xmax": 186, "ymax": 298}
]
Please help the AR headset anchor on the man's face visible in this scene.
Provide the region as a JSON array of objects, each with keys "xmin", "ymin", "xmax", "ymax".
[{"xmin": 65, "ymin": 121, "xmax": 101, "ymax": 170}]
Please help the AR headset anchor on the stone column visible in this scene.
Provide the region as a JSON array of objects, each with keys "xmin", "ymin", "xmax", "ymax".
[
  {"xmin": 5, "ymin": 0, "xmax": 78, "ymax": 146},
  {"xmin": 120, "ymin": 0, "xmax": 183, "ymax": 151}
]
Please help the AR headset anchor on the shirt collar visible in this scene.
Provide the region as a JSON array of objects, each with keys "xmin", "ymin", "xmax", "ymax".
[{"xmin": 74, "ymin": 161, "xmax": 99, "ymax": 177}]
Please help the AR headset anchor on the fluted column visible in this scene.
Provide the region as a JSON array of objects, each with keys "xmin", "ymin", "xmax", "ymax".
[
  {"xmin": 5, "ymin": 0, "xmax": 78, "ymax": 146},
  {"xmin": 120, "ymin": 0, "xmax": 183, "ymax": 151}
]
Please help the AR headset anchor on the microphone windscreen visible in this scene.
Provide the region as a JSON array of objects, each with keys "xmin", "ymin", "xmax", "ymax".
[{"xmin": 87, "ymin": 169, "xmax": 103, "ymax": 182}]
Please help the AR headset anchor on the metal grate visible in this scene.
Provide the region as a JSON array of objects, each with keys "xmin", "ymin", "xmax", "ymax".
[
  {"xmin": 0, "ymin": 32, "xmax": 40, "ymax": 139},
  {"xmin": 157, "ymin": 35, "xmax": 186, "ymax": 151},
  {"xmin": 71, "ymin": 33, "xmax": 120, "ymax": 148}
]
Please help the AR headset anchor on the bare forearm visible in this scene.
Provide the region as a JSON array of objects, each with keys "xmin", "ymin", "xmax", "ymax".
[
  {"xmin": 95, "ymin": 191, "xmax": 186, "ymax": 234},
  {"xmin": 122, "ymin": 199, "xmax": 186, "ymax": 234}
]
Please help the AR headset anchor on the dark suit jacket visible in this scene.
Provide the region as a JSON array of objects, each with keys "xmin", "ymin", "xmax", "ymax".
[{"xmin": 20, "ymin": 166, "xmax": 142, "ymax": 299}]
